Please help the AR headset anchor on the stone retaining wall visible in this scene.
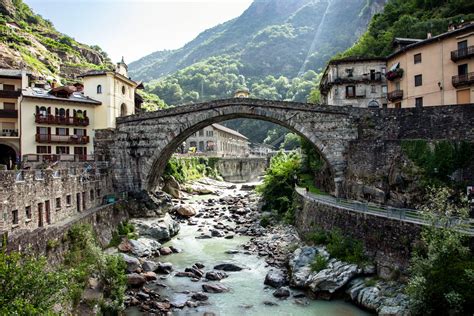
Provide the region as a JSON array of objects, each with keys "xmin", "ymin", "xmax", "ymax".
[
  {"xmin": 293, "ymin": 190, "xmax": 422, "ymax": 276},
  {"xmin": 216, "ymin": 157, "xmax": 268, "ymax": 182}
]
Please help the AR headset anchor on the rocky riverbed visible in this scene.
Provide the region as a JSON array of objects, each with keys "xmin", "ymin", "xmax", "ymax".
[{"xmin": 112, "ymin": 178, "xmax": 408, "ymax": 315}]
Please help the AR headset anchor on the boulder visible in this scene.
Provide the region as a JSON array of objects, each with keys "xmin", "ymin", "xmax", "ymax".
[
  {"xmin": 127, "ymin": 273, "xmax": 146, "ymax": 287},
  {"xmin": 174, "ymin": 204, "xmax": 197, "ymax": 217},
  {"xmin": 142, "ymin": 271, "xmax": 157, "ymax": 281},
  {"xmin": 126, "ymin": 190, "xmax": 173, "ymax": 217},
  {"xmin": 214, "ymin": 263, "xmax": 243, "ymax": 272},
  {"xmin": 118, "ymin": 239, "xmax": 133, "ymax": 252},
  {"xmin": 156, "ymin": 262, "xmax": 173, "ymax": 274},
  {"xmin": 205, "ymin": 271, "xmax": 228, "ymax": 281},
  {"xmin": 307, "ymin": 259, "xmax": 362, "ymax": 294},
  {"xmin": 202, "ymin": 283, "xmax": 230, "ymax": 293},
  {"xmin": 163, "ymin": 176, "xmax": 181, "ymax": 199},
  {"xmin": 191, "ymin": 292, "xmax": 209, "ymax": 301},
  {"xmin": 120, "ymin": 253, "xmax": 141, "ymax": 273},
  {"xmin": 128, "ymin": 238, "xmax": 161, "ymax": 257},
  {"xmin": 142, "ymin": 260, "xmax": 158, "ymax": 272},
  {"xmin": 288, "ymin": 247, "xmax": 318, "ymax": 288},
  {"xmin": 130, "ymin": 213, "xmax": 180, "ymax": 242},
  {"xmin": 159, "ymin": 246, "xmax": 173, "ymax": 256},
  {"xmin": 264, "ymin": 269, "xmax": 287, "ymax": 288},
  {"xmin": 273, "ymin": 287, "xmax": 290, "ymax": 299}
]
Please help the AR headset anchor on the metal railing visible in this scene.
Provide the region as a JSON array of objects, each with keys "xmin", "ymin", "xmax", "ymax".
[
  {"xmin": 452, "ymin": 72, "xmax": 474, "ymax": 88},
  {"xmin": 295, "ymin": 187, "xmax": 474, "ymax": 235},
  {"xmin": 35, "ymin": 134, "xmax": 89, "ymax": 144},
  {"xmin": 387, "ymin": 89, "xmax": 403, "ymax": 101},
  {"xmin": 34, "ymin": 114, "xmax": 89, "ymax": 126},
  {"xmin": 451, "ymin": 46, "xmax": 474, "ymax": 62}
]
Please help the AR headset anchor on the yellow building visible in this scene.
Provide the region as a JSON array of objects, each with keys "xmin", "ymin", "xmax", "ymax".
[
  {"xmin": 0, "ymin": 69, "xmax": 29, "ymax": 168},
  {"xmin": 20, "ymin": 85, "xmax": 100, "ymax": 160},
  {"xmin": 386, "ymin": 22, "xmax": 474, "ymax": 108},
  {"xmin": 79, "ymin": 58, "xmax": 139, "ymax": 129}
]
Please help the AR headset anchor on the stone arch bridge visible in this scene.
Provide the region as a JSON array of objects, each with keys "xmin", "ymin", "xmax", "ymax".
[{"xmin": 95, "ymin": 98, "xmax": 474, "ymax": 200}]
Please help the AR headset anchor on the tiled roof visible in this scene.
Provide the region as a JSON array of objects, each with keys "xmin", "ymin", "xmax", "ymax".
[
  {"xmin": 212, "ymin": 123, "xmax": 248, "ymax": 140},
  {"xmin": 22, "ymin": 87, "xmax": 101, "ymax": 105}
]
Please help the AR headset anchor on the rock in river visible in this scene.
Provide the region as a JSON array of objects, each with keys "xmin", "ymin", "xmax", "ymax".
[
  {"xmin": 131, "ymin": 213, "xmax": 180, "ymax": 242},
  {"xmin": 120, "ymin": 253, "xmax": 141, "ymax": 273},
  {"xmin": 205, "ymin": 271, "xmax": 228, "ymax": 281},
  {"xmin": 202, "ymin": 283, "xmax": 230, "ymax": 293},
  {"xmin": 273, "ymin": 287, "xmax": 291, "ymax": 299},
  {"xmin": 127, "ymin": 273, "xmax": 146, "ymax": 287},
  {"xmin": 214, "ymin": 263, "xmax": 243, "ymax": 272},
  {"xmin": 174, "ymin": 204, "xmax": 197, "ymax": 217},
  {"xmin": 264, "ymin": 269, "xmax": 287, "ymax": 288}
]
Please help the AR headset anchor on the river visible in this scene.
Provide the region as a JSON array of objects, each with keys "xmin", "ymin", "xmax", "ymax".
[{"xmin": 125, "ymin": 180, "xmax": 370, "ymax": 316}]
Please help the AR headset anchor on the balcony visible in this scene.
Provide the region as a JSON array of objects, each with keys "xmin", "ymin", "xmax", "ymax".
[
  {"xmin": 0, "ymin": 109, "xmax": 18, "ymax": 118},
  {"xmin": 34, "ymin": 114, "xmax": 89, "ymax": 126},
  {"xmin": 385, "ymin": 68, "xmax": 404, "ymax": 81},
  {"xmin": 0, "ymin": 129, "xmax": 18, "ymax": 137},
  {"xmin": 452, "ymin": 72, "xmax": 474, "ymax": 88},
  {"xmin": 0, "ymin": 90, "xmax": 21, "ymax": 99},
  {"xmin": 451, "ymin": 46, "xmax": 474, "ymax": 62},
  {"xmin": 387, "ymin": 90, "xmax": 404, "ymax": 101},
  {"xmin": 35, "ymin": 134, "xmax": 89, "ymax": 144}
]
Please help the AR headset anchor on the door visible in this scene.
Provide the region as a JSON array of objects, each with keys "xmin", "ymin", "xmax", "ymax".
[
  {"xmin": 45, "ymin": 200, "xmax": 51, "ymax": 225},
  {"xmin": 457, "ymin": 89, "xmax": 470, "ymax": 104},
  {"xmin": 82, "ymin": 192, "xmax": 86, "ymax": 210},
  {"xmin": 76, "ymin": 193, "xmax": 81, "ymax": 212},
  {"xmin": 38, "ymin": 203, "xmax": 43, "ymax": 227}
]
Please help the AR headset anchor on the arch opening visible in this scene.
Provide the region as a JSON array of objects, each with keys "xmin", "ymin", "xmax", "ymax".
[
  {"xmin": 0, "ymin": 144, "xmax": 17, "ymax": 170},
  {"xmin": 144, "ymin": 113, "xmax": 336, "ymax": 195}
]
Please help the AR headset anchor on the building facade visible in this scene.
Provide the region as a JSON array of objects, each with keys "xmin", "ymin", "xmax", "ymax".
[
  {"xmin": 320, "ymin": 57, "xmax": 388, "ymax": 108},
  {"xmin": 386, "ymin": 22, "xmax": 474, "ymax": 108},
  {"xmin": 185, "ymin": 124, "xmax": 249, "ymax": 157}
]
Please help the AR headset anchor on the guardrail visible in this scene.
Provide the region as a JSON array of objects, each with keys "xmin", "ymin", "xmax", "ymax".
[{"xmin": 295, "ymin": 187, "xmax": 474, "ymax": 235}]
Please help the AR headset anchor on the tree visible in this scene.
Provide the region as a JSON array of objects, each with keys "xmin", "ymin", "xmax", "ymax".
[
  {"xmin": 280, "ymin": 133, "xmax": 301, "ymax": 150},
  {"xmin": 407, "ymin": 187, "xmax": 474, "ymax": 315}
]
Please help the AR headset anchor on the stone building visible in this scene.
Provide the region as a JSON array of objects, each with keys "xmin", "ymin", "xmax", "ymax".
[
  {"xmin": 185, "ymin": 123, "xmax": 249, "ymax": 157},
  {"xmin": 386, "ymin": 22, "xmax": 474, "ymax": 108},
  {"xmin": 319, "ymin": 57, "xmax": 388, "ymax": 108}
]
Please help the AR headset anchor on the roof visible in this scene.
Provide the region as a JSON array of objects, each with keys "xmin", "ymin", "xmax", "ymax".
[
  {"xmin": 211, "ymin": 123, "xmax": 248, "ymax": 140},
  {"xmin": 0, "ymin": 68, "xmax": 31, "ymax": 79},
  {"xmin": 392, "ymin": 37, "xmax": 423, "ymax": 45},
  {"xmin": 78, "ymin": 69, "xmax": 138, "ymax": 86},
  {"xmin": 327, "ymin": 56, "xmax": 387, "ymax": 65},
  {"xmin": 388, "ymin": 22, "xmax": 474, "ymax": 59},
  {"xmin": 22, "ymin": 87, "xmax": 101, "ymax": 105}
]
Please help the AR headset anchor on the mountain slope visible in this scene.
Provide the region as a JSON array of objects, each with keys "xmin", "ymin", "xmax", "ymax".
[
  {"xmin": 130, "ymin": 0, "xmax": 386, "ymax": 84},
  {"xmin": 0, "ymin": 0, "xmax": 112, "ymax": 81}
]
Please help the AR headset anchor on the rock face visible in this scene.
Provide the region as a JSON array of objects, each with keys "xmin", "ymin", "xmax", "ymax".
[
  {"xmin": 163, "ymin": 176, "xmax": 181, "ymax": 199},
  {"xmin": 131, "ymin": 213, "xmax": 180, "ymax": 242},
  {"xmin": 126, "ymin": 191, "xmax": 173, "ymax": 217},
  {"xmin": 174, "ymin": 204, "xmax": 197, "ymax": 217},
  {"xmin": 264, "ymin": 269, "xmax": 287, "ymax": 288}
]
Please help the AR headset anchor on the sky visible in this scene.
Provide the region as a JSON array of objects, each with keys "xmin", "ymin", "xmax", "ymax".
[{"xmin": 24, "ymin": 0, "xmax": 253, "ymax": 63}]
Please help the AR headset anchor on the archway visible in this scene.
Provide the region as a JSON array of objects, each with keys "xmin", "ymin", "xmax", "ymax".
[
  {"xmin": 120, "ymin": 103, "xmax": 127, "ymax": 117},
  {"xmin": 109, "ymin": 99, "xmax": 358, "ymax": 197},
  {"xmin": 0, "ymin": 144, "xmax": 17, "ymax": 170}
]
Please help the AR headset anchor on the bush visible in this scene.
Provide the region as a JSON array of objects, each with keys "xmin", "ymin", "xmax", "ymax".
[
  {"xmin": 0, "ymin": 250, "xmax": 67, "ymax": 315},
  {"xmin": 164, "ymin": 156, "xmax": 222, "ymax": 183},
  {"xmin": 311, "ymin": 254, "xmax": 328, "ymax": 272},
  {"xmin": 306, "ymin": 229, "xmax": 329, "ymax": 245}
]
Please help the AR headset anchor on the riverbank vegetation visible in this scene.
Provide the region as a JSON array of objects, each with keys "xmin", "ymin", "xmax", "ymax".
[
  {"xmin": 164, "ymin": 156, "xmax": 222, "ymax": 184},
  {"xmin": 0, "ymin": 224, "xmax": 127, "ymax": 314},
  {"xmin": 407, "ymin": 187, "xmax": 474, "ymax": 315}
]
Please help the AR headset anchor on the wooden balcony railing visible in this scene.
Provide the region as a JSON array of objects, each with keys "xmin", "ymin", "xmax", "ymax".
[
  {"xmin": 387, "ymin": 90, "xmax": 403, "ymax": 101},
  {"xmin": 35, "ymin": 134, "xmax": 89, "ymax": 144},
  {"xmin": 23, "ymin": 154, "xmax": 95, "ymax": 163},
  {"xmin": 451, "ymin": 46, "xmax": 474, "ymax": 62},
  {"xmin": 452, "ymin": 72, "xmax": 474, "ymax": 88},
  {"xmin": 34, "ymin": 115, "xmax": 89, "ymax": 126},
  {"xmin": 0, "ymin": 109, "xmax": 18, "ymax": 118},
  {"xmin": 0, "ymin": 90, "xmax": 21, "ymax": 99}
]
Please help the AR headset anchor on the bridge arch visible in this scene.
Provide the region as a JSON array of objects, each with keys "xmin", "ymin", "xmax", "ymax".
[{"xmin": 109, "ymin": 98, "xmax": 359, "ymax": 197}]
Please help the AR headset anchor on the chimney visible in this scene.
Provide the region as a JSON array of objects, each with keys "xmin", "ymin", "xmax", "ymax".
[
  {"xmin": 427, "ymin": 32, "xmax": 432, "ymax": 39},
  {"xmin": 448, "ymin": 23, "xmax": 456, "ymax": 31},
  {"xmin": 51, "ymin": 79, "xmax": 57, "ymax": 89},
  {"xmin": 21, "ymin": 68, "xmax": 28, "ymax": 90}
]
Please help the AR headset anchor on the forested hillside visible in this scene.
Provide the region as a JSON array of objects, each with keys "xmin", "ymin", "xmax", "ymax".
[
  {"xmin": 341, "ymin": 0, "xmax": 474, "ymax": 58},
  {"xmin": 0, "ymin": 0, "xmax": 112, "ymax": 81}
]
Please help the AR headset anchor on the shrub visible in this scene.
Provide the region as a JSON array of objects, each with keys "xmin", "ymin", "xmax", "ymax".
[
  {"xmin": 0, "ymin": 250, "xmax": 67, "ymax": 314},
  {"xmin": 306, "ymin": 229, "xmax": 329, "ymax": 245},
  {"xmin": 260, "ymin": 214, "xmax": 272, "ymax": 227},
  {"xmin": 109, "ymin": 221, "xmax": 137, "ymax": 247},
  {"xmin": 311, "ymin": 254, "xmax": 328, "ymax": 272}
]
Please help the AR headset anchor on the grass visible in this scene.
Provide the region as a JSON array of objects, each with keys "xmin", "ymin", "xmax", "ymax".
[{"xmin": 310, "ymin": 254, "xmax": 328, "ymax": 272}]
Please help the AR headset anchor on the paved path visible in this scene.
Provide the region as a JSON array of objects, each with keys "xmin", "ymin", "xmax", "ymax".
[{"xmin": 295, "ymin": 187, "xmax": 474, "ymax": 235}]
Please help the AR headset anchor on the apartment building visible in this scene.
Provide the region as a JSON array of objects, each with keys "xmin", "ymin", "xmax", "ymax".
[
  {"xmin": 185, "ymin": 124, "xmax": 250, "ymax": 157},
  {"xmin": 319, "ymin": 57, "xmax": 388, "ymax": 108},
  {"xmin": 386, "ymin": 22, "xmax": 474, "ymax": 108}
]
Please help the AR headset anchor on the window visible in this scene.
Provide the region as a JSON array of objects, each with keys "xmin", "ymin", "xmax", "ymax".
[
  {"xmin": 415, "ymin": 97, "xmax": 423, "ymax": 108},
  {"xmin": 56, "ymin": 146, "xmax": 69, "ymax": 154},
  {"xmin": 382, "ymin": 103, "xmax": 388, "ymax": 109},
  {"xmin": 206, "ymin": 130, "xmax": 213, "ymax": 137},
  {"xmin": 414, "ymin": 74, "xmax": 422, "ymax": 87},
  {"xmin": 371, "ymin": 85, "xmax": 376, "ymax": 93},
  {"xmin": 38, "ymin": 106, "xmax": 48, "ymax": 116},
  {"xmin": 56, "ymin": 197, "xmax": 61, "ymax": 209},
  {"xmin": 97, "ymin": 85, "xmax": 102, "ymax": 94},
  {"xmin": 345, "ymin": 68, "xmax": 354, "ymax": 77},
  {"xmin": 25, "ymin": 206, "xmax": 31, "ymax": 220},
  {"xmin": 56, "ymin": 128, "xmax": 69, "ymax": 136},
  {"xmin": 458, "ymin": 64, "xmax": 468, "ymax": 76},
  {"xmin": 2, "ymin": 84, "xmax": 14, "ymax": 91},
  {"xmin": 370, "ymin": 70, "xmax": 376, "ymax": 80},
  {"xmin": 395, "ymin": 82, "xmax": 401, "ymax": 90},
  {"xmin": 458, "ymin": 40, "xmax": 467, "ymax": 51},
  {"xmin": 199, "ymin": 130, "xmax": 204, "ymax": 136},
  {"xmin": 414, "ymin": 53, "xmax": 422, "ymax": 64},
  {"xmin": 12, "ymin": 209, "xmax": 18, "ymax": 225},
  {"xmin": 189, "ymin": 141, "xmax": 197, "ymax": 148},
  {"xmin": 120, "ymin": 103, "xmax": 127, "ymax": 116},
  {"xmin": 36, "ymin": 146, "xmax": 51, "ymax": 154},
  {"xmin": 66, "ymin": 195, "xmax": 72, "ymax": 205},
  {"xmin": 4, "ymin": 102, "xmax": 15, "ymax": 110},
  {"xmin": 58, "ymin": 108, "xmax": 66, "ymax": 117},
  {"xmin": 346, "ymin": 85, "xmax": 355, "ymax": 98},
  {"xmin": 382, "ymin": 85, "xmax": 388, "ymax": 95},
  {"xmin": 74, "ymin": 128, "xmax": 86, "ymax": 136},
  {"xmin": 74, "ymin": 147, "xmax": 86, "ymax": 155},
  {"xmin": 90, "ymin": 190, "xmax": 94, "ymax": 201},
  {"xmin": 97, "ymin": 189, "xmax": 101, "ymax": 198},
  {"xmin": 381, "ymin": 67, "xmax": 386, "ymax": 75},
  {"xmin": 122, "ymin": 86, "xmax": 126, "ymax": 95},
  {"xmin": 395, "ymin": 102, "xmax": 402, "ymax": 109},
  {"xmin": 198, "ymin": 141, "xmax": 204, "ymax": 152}
]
